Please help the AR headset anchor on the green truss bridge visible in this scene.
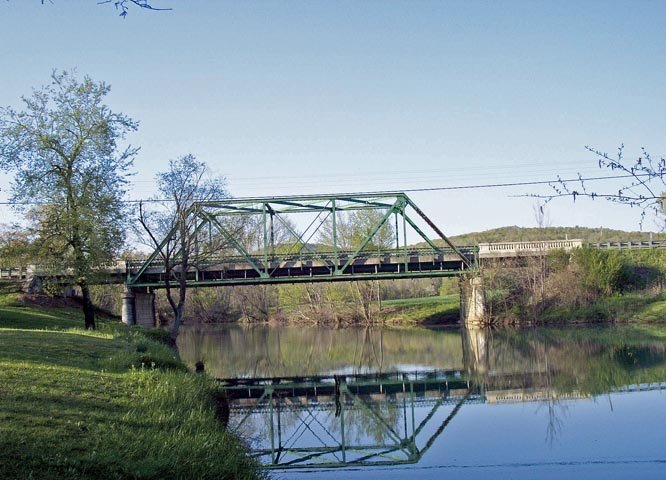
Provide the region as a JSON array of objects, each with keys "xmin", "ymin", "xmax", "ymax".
[
  {"xmin": 121, "ymin": 192, "xmax": 477, "ymax": 326},
  {"xmin": 127, "ymin": 192, "xmax": 476, "ymax": 289}
]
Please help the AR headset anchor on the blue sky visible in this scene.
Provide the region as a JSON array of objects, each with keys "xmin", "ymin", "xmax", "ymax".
[{"xmin": 1, "ymin": 1, "xmax": 665, "ymax": 235}]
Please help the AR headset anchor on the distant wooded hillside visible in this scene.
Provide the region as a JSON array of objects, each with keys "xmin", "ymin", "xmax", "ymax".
[{"xmin": 441, "ymin": 226, "xmax": 666, "ymax": 246}]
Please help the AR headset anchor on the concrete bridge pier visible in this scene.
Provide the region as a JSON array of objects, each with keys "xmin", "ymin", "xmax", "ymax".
[
  {"xmin": 121, "ymin": 287, "xmax": 156, "ymax": 327},
  {"xmin": 460, "ymin": 276, "xmax": 486, "ymax": 325}
]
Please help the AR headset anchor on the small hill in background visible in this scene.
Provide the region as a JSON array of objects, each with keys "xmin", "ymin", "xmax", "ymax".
[{"xmin": 439, "ymin": 226, "xmax": 666, "ymax": 246}]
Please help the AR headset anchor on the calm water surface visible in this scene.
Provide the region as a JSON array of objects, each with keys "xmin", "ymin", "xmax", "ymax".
[{"xmin": 177, "ymin": 323, "xmax": 666, "ymax": 479}]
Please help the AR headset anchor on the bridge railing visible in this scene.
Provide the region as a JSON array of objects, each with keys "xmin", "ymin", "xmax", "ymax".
[
  {"xmin": 595, "ymin": 240, "xmax": 665, "ymax": 250},
  {"xmin": 0, "ymin": 267, "xmax": 31, "ymax": 280},
  {"xmin": 478, "ymin": 239, "xmax": 583, "ymax": 258},
  {"xmin": 126, "ymin": 246, "xmax": 479, "ymax": 271},
  {"xmin": 0, "ymin": 260, "xmax": 127, "ymax": 280}
]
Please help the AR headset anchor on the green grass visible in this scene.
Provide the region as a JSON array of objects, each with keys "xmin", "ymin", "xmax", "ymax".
[
  {"xmin": 381, "ymin": 294, "xmax": 460, "ymax": 325},
  {"xmin": 0, "ymin": 294, "xmax": 263, "ymax": 480}
]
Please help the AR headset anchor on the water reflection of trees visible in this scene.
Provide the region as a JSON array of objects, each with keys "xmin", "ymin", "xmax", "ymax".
[
  {"xmin": 485, "ymin": 326, "xmax": 666, "ymax": 395},
  {"xmin": 177, "ymin": 325, "xmax": 464, "ymax": 378},
  {"xmin": 476, "ymin": 325, "xmax": 666, "ymax": 444},
  {"xmin": 178, "ymin": 323, "xmax": 666, "ymax": 397}
]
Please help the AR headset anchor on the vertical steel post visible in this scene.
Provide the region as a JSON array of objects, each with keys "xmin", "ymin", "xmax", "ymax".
[
  {"xmin": 270, "ymin": 210, "xmax": 275, "ymax": 258},
  {"xmin": 402, "ymin": 391, "xmax": 408, "ymax": 442},
  {"xmin": 402, "ymin": 207, "xmax": 408, "ymax": 272},
  {"xmin": 263, "ymin": 204, "xmax": 268, "ymax": 274},
  {"xmin": 276, "ymin": 395, "xmax": 282, "ymax": 461},
  {"xmin": 332, "ymin": 199, "xmax": 338, "ymax": 273}
]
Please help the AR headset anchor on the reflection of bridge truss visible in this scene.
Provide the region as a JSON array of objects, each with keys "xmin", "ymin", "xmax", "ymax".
[
  {"xmin": 127, "ymin": 193, "xmax": 476, "ymax": 289},
  {"xmin": 222, "ymin": 370, "xmax": 483, "ymax": 469},
  {"xmin": 221, "ymin": 370, "xmax": 666, "ymax": 470}
]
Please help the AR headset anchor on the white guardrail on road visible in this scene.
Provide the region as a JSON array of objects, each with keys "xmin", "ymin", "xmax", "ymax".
[{"xmin": 478, "ymin": 240, "xmax": 584, "ymax": 258}]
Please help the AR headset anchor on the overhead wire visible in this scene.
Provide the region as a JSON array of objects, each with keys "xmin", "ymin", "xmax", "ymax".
[{"xmin": 0, "ymin": 173, "xmax": 648, "ymax": 206}]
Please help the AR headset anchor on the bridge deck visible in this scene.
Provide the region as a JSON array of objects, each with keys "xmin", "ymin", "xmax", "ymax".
[
  {"xmin": 127, "ymin": 247, "xmax": 477, "ymax": 288},
  {"xmin": 8, "ymin": 239, "xmax": 662, "ymax": 288}
]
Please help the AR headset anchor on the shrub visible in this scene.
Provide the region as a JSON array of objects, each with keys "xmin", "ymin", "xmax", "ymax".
[{"xmin": 571, "ymin": 247, "xmax": 630, "ymax": 295}]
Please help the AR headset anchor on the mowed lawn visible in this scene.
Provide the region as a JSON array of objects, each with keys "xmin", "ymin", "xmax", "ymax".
[{"xmin": 0, "ymin": 292, "xmax": 262, "ymax": 480}]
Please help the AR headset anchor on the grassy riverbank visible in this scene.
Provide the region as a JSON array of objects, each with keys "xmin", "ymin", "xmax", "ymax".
[
  {"xmin": 0, "ymin": 292, "xmax": 262, "ymax": 480},
  {"xmin": 380, "ymin": 294, "xmax": 459, "ymax": 325},
  {"xmin": 538, "ymin": 292, "xmax": 666, "ymax": 323}
]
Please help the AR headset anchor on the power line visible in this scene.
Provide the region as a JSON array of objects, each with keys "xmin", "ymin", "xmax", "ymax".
[{"xmin": 0, "ymin": 173, "xmax": 645, "ymax": 206}]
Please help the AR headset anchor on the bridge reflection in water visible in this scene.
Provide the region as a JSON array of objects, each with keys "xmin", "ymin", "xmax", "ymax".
[
  {"xmin": 221, "ymin": 368, "xmax": 666, "ymax": 471},
  {"xmin": 222, "ymin": 370, "xmax": 479, "ymax": 469}
]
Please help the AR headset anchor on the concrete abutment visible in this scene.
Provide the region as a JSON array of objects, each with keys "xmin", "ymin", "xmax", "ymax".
[{"xmin": 121, "ymin": 287, "xmax": 156, "ymax": 327}]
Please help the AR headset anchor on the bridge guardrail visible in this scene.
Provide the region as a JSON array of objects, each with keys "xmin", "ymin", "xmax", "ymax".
[
  {"xmin": 126, "ymin": 246, "xmax": 479, "ymax": 271},
  {"xmin": 594, "ymin": 240, "xmax": 665, "ymax": 250},
  {"xmin": 478, "ymin": 240, "xmax": 584, "ymax": 258}
]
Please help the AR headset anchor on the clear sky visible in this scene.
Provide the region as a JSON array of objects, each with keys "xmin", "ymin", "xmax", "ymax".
[{"xmin": 1, "ymin": 1, "xmax": 665, "ymax": 235}]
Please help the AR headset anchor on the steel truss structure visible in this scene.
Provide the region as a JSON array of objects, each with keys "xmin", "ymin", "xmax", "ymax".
[{"xmin": 127, "ymin": 192, "xmax": 477, "ymax": 289}]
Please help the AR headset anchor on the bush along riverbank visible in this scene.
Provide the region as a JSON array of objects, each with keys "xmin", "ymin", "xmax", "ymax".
[
  {"xmin": 481, "ymin": 247, "xmax": 666, "ymax": 324},
  {"xmin": 0, "ymin": 292, "xmax": 263, "ymax": 480}
]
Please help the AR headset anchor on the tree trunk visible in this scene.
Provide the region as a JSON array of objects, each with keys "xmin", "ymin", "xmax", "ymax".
[
  {"xmin": 171, "ymin": 304, "xmax": 184, "ymax": 337},
  {"xmin": 165, "ymin": 284, "xmax": 186, "ymax": 337},
  {"xmin": 80, "ymin": 283, "xmax": 96, "ymax": 330}
]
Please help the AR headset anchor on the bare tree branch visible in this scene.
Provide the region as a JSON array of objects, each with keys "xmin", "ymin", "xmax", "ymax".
[
  {"xmin": 526, "ymin": 145, "xmax": 666, "ymax": 231},
  {"xmin": 97, "ymin": 0, "xmax": 171, "ymax": 17}
]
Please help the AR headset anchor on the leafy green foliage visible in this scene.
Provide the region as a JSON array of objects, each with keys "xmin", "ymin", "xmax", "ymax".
[{"xmin": 571, "ymin": 247, "xmax": 630, "ymax": 295}]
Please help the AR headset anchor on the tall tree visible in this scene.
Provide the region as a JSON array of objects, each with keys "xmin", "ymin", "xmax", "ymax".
[
  {"xmin": 138, "ymin": 154, "xmax": 228, "ymax": 336},
  {"xmin": 0, "ymin": 70, "xmax": 138, "ymax": 329}
]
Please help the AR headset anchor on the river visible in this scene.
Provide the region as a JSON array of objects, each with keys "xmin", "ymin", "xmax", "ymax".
[{"xmin": 177, "ymin": 323, "xmax": 666, "ymax": 479}]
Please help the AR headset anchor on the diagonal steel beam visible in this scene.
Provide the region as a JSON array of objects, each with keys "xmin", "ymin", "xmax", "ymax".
[
  {"xmin": 419, "ymin": 391, "xmax": 471, "ymax": 456},
  {"xmin": 128, "ymin": 202, "xmax": 199, "ymax": 285},
  {"xmin": 405, "ymin": 196, "xmax": 472, "ymax": 267},
  {"xmin": 201, "ymin": 211, "xmax": 267, "ymax": 278},
  {"xmin": 338, "ymin": 198, "xmax": 404, "ymax": 273},
  {"xmin": 402, "ymin": 213, "xmax": 442, "ymax": 253}
]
